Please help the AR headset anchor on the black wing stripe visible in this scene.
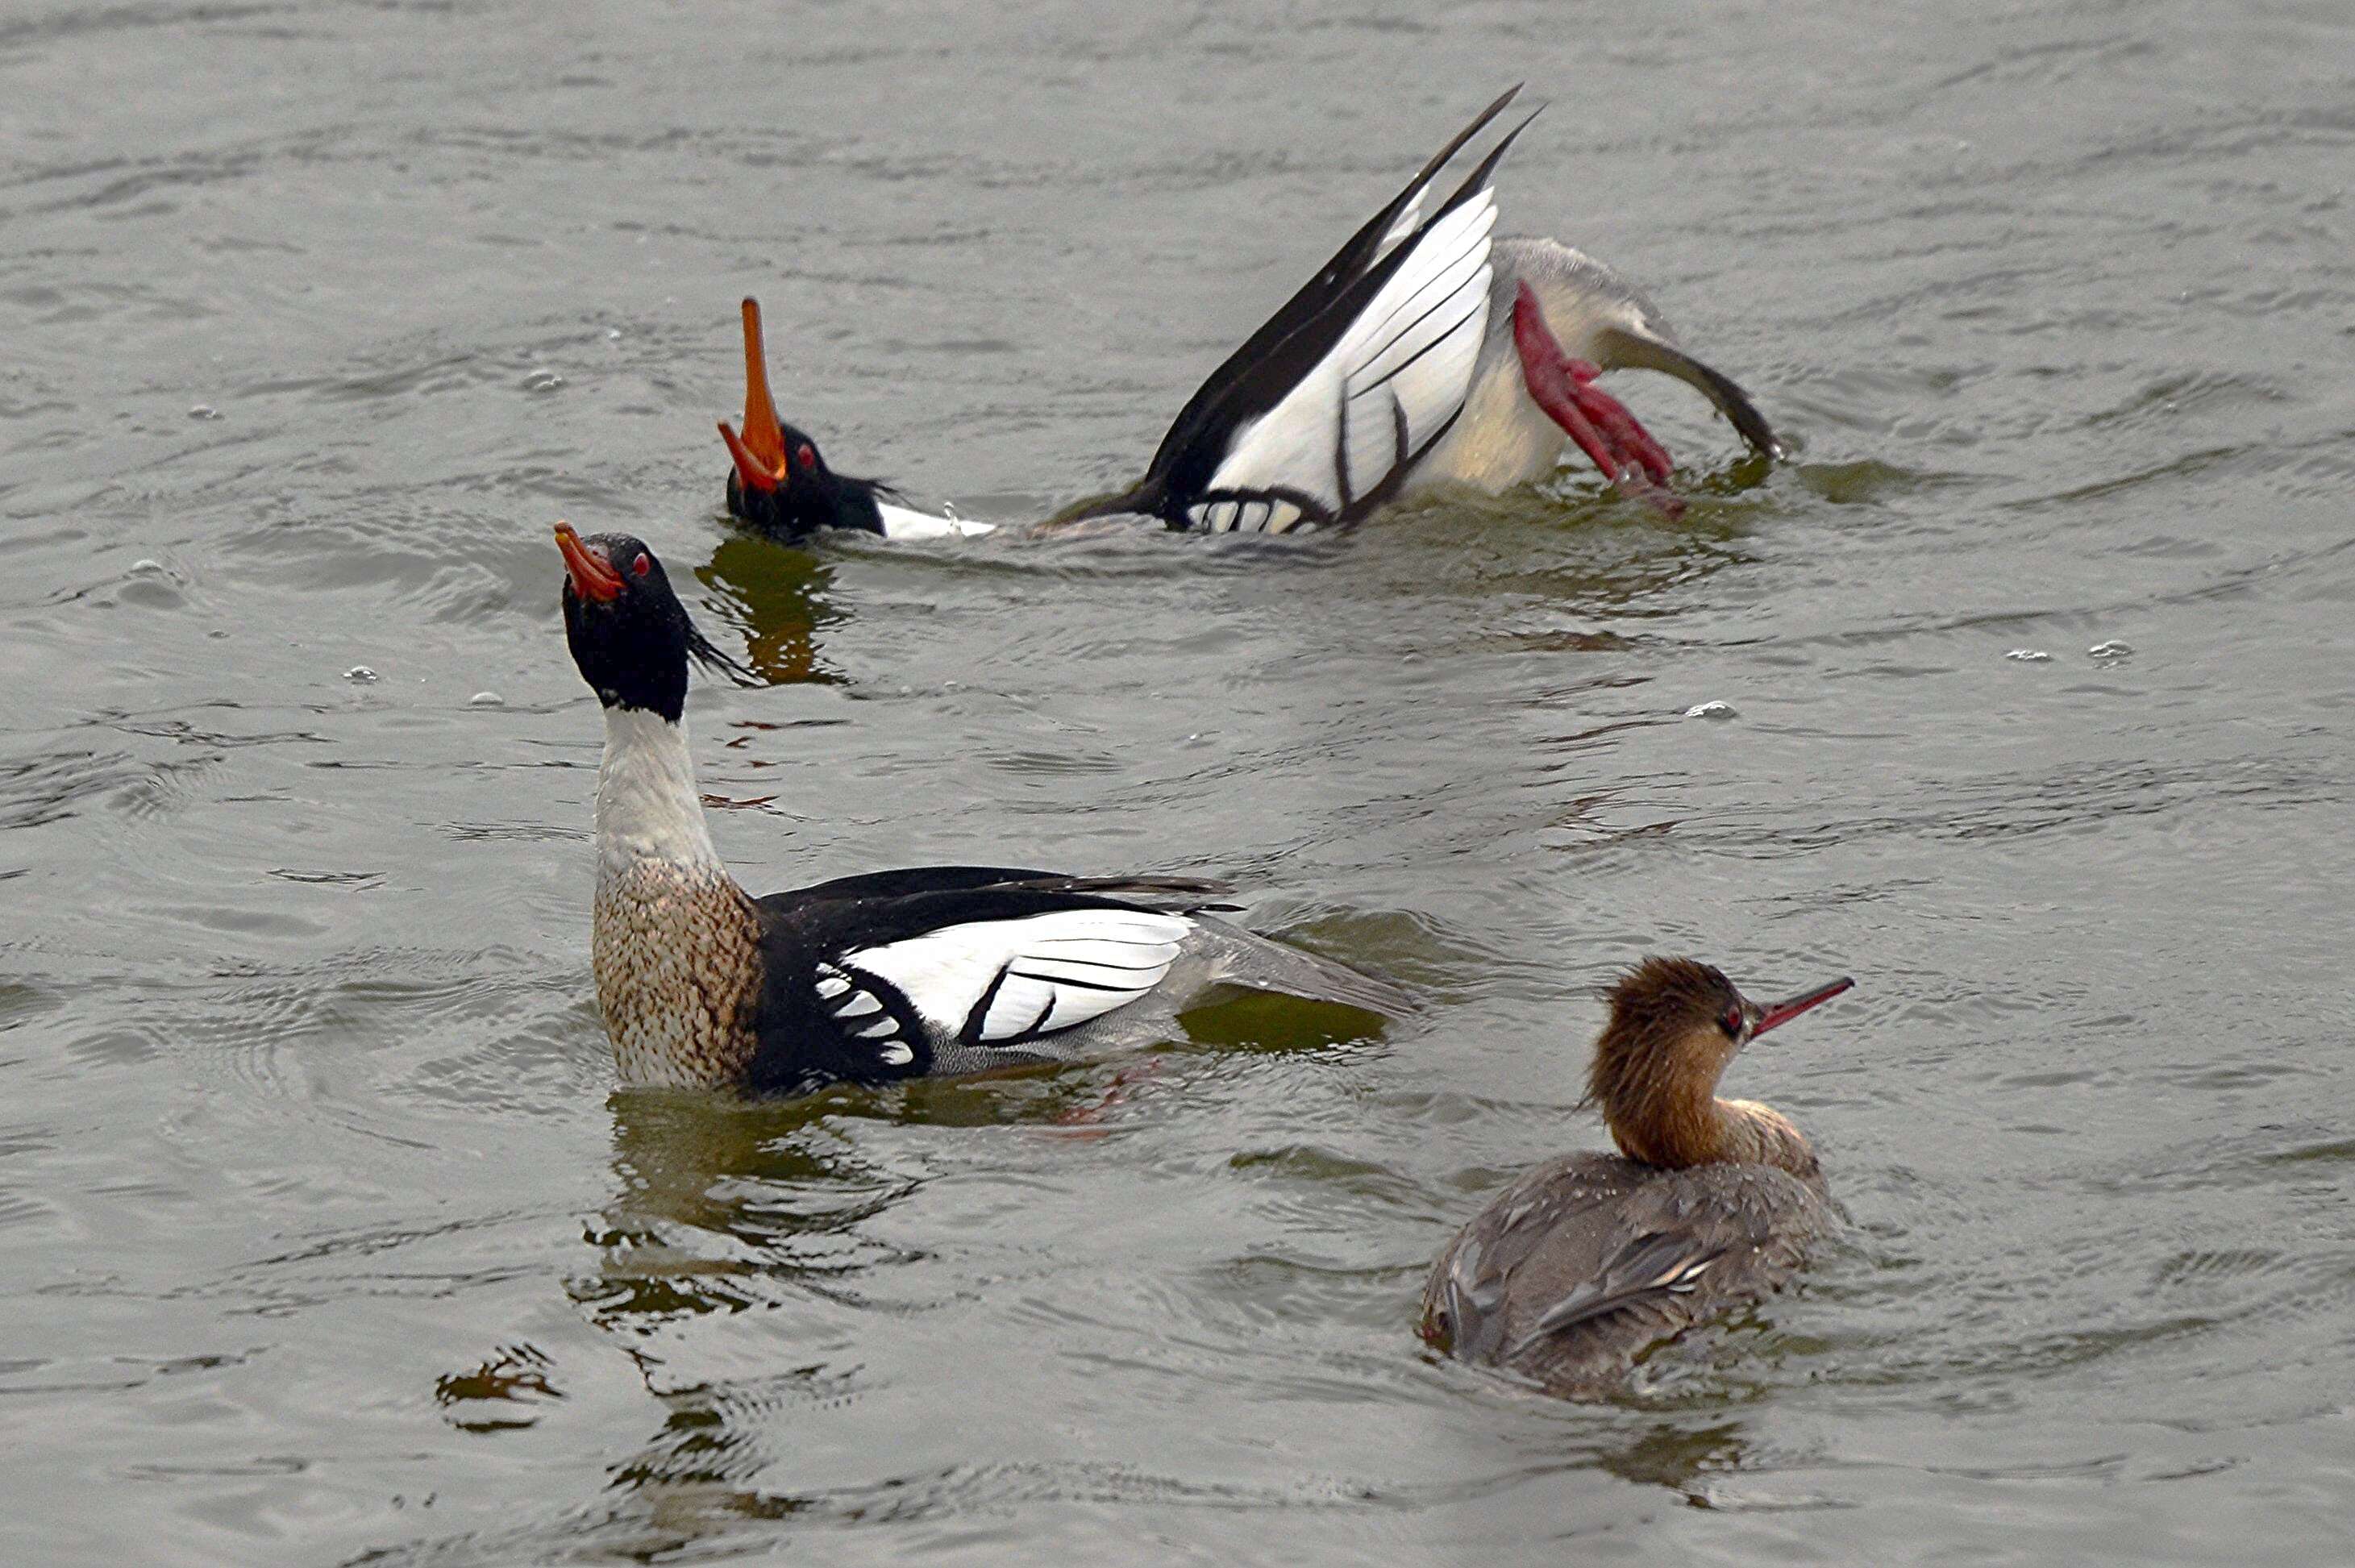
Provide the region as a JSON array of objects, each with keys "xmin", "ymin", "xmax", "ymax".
[
  {"xmin": 1006, "ymin": 969, "xmax": 1157, "ymax": 995},
  {"xmin": 1352, "ymin": 293, "xmax": 1488, "ymax": 401},
  {"xmin": 1134, "ymin": 95, "xmax": 1533, "ymax": 517},
  {"xmin": 1137, "ymin": 86, "xmax": 1526, "ymax": 488},
  {"xmin": 1347, "ymin": 225, "xmax": 1492, "ymax": 373}
]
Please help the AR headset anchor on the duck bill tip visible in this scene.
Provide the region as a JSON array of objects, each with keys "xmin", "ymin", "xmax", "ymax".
[
  {"xmin": 553, "ymin": 519, "xmax": 623, "ymax": 602},
  {"xmin": 1753, "ymin": 975, "xmax": 1854, "ymax": 1037},
  {"xmin": 718, "ymin": 419, "xmax": 781, "ymax": 493}
]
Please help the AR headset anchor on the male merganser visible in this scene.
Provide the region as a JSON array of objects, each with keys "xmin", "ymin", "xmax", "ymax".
[
  {"xmin": 1421, "ymin": 958, "xmax": 1852, "ymax": 1398},
  {"xmin": 718, "ymin": 88, "xmax": 1775, "ymax": 540},
  {"xmin": 554, "ymin": 522, "xmax": 1409, "ymax": 1094},
  {"xmin": 717, "ymin": 299, "xmax": 995, "ymax": 543}
]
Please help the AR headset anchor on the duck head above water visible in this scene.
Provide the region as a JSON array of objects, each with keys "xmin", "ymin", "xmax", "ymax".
[
  {"xmin": 714, "ymin": 297, "xmax": 896, "ymax": 541},
  {"xmin": 1584, "ymin": 957, "xmax": 1853, "ymax": 1177},
  {"xmin": 556, "ymin": 522, "xmax": 741, "ymax": 720}
]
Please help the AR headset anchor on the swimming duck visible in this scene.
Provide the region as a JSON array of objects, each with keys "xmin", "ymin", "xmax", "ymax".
[
  {"xmin": 554, "ymin": 522, "xmax": 1408, "ymax": 1094},
  {"xmin": 716, "ymin": 299, "xmax": 994, "ymax": 543},
  {"xmin": 718, "ymin": 87, "xmax": 1775, "ymax": 540},
  {"xmin": 1421, "ymin": 957, "xmax": 1851, "ymax": 1397}
]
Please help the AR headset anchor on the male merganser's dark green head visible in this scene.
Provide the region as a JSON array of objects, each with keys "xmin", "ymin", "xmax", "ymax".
[
  {"xmin": 714, "ymin": 297, "xmax": 890, "ymax": 541},
  {"xmin": 555, "ymin": 523, "xmax": 736, "ymax": 722}
]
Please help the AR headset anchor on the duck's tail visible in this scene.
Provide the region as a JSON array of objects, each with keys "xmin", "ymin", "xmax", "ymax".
[{"xmin": 1188, "ymin": 916, "xmax": 1418, "ymax": 1020}]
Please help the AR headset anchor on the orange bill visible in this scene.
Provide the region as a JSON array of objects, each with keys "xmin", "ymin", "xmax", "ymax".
[
  {"xmin": 554, "ymin": 520, "xmax": 622, "ymax": 602},
  {"xmin": 737, "ymin": 296, "xmax": 785, "ymax": 472},
  {"xmin": 718, "ymin": 418, "xmax": 780, "ymax": 493}
]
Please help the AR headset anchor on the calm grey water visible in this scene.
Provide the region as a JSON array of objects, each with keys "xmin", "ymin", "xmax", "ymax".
[{"xmin": 4, "ymin": 1, "xmax": 2353, "ymax": 1562}]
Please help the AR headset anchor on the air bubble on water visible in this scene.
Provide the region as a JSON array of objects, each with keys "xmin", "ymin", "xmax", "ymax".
[
  {"xmin": 1684, "ymin": 701, "xmax": 1736, "ymax": 719},
  {"xmin": 343, "ymin": 666, "xmax": 379, "ymax": 683},
  {"xmin": 468, "ymin": 691, "xmax": 503, "ymax": 707},
  {"xmin": 523, "ymin": 369, "xmax": 564, "ymax": 393},
  {"xmin": 128, "ymin": 559, "xmax": 166, "ymax": 576},
  {"xmin": 2087, "ymin": 639, "xmax": 2132, "ymax": 660},
  {"xmin": 188, "ymin": 405, "xmax": 222, "ymax": 420},
  {"xmin": 605, "ymin": 328, "xmax": 622, "ymax": 340},
  {"xmin": 2004, "ymin": 648, "xmax": 2050, "ymax": 662}
]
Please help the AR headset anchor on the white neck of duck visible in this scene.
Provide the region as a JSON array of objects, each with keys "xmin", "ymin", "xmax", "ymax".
[
  {"xmin": 596, "ymin": 706, "xmax": 722, "ymax": 881},
  {"xmin": 590, "ymin": 705, "xmax": 764, "ymax": 1089}
]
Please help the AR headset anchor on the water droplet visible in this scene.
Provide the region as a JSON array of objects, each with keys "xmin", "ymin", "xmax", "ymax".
[
  {"xmin": 343, "ymin": 665, "xmax": 379, "ymax": 683},
  {"xmin": 128, "ymin": 558, "xmax": 166, "ymax": 576},
  {"xmin": 188, "ymin": 404, "xmax": 221, "ymax": 421},
  {"xmin": 1684, "ymin": 701, "xmax": 1737, "ymax": 719},
  {"xmin": 2087, "ymin": 639, "xmax": 2132, "ymax": 660},
  {"xmin": 468, "ymin": 691, "xmax": 503, "ymax": 707},
  {"xmin": 605, "ymin": 327, "xmax": 622, "ymax": 340},
  {"xmin": 522, "ymin": 369, "xmax": 564, "ymax": 393},
  {"xmin": 2004, "ymin": 648, "xmax": 2051, "ymax": 662}
]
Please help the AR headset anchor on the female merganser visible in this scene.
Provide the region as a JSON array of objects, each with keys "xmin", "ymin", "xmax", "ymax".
[
  {"xmin": 1421, "ymin": 958, "xmax": 1853, "ymax": 1398},
  {"xmin": 718, "ymin": 88, "xmax": 1775, "ymax": 540},
  {"xmin": 554, "ymin": 522, "xmax": 1409, "ymax": 1094}
]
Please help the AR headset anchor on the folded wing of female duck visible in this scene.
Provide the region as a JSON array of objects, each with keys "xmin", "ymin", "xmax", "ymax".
[{"xmin": 717, "ymin": 86, "xmax": 1778, "ymax": 543}]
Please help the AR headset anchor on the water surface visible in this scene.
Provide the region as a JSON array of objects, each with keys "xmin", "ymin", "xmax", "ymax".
[{"xmin": 3, "ymin": 1, "xmax": 2353, "ymax": 1562}]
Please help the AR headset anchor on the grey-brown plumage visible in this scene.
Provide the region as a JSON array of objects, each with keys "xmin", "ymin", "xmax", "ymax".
[{"xmin": 1421, "ymin": 957, "xmax": 1852, "ymax": 1399}]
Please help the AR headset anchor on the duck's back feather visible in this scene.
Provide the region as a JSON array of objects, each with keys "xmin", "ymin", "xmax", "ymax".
[{"xmin": 1423, "ymin": 1151, "xmax": 1830, "ymax": 1396}]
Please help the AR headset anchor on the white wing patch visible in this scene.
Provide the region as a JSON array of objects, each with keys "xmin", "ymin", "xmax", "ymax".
[
  {"xmin": 1188, "ymin": 497, "xmax": 1305, "ymax": 534},
  {"xmin": 1205, "ymin": 187, "xmax": 1499, "ymax": 520},
  {"xmin": 838, "ymin": 909, "xmax": 1191, "ymax": 1046},
  {"xmin": 812, "ymin": 963, "xmax": 917, "ymax": 1065},
  {"xmin": 876, "ymin": 501, "xmax": 997, "ymax": 540},
  {"xmin": 1373, "ymin": 189, "xmax": 1426, "ymax": 261}
]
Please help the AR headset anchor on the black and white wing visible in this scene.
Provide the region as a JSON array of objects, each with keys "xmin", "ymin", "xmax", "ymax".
[
  {"xmin": 747, "ymin": 870, "xmax": 1237, "ymax": 1093},
  {"xmin": 1130, "ymin": 89, "xmax": 1533, "ymax": 534},
  {"xmin": 826, "ymin": 909, "xmax": 1194, "ymax": 1064}
]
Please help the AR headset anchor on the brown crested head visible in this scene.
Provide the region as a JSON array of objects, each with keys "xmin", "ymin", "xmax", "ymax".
[{"xmin": 1584, "ymin": 957, "xmax": 1852, "ymax": 1168}]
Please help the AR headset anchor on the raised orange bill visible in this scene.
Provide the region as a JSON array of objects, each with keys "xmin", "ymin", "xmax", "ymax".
[
  {"xmin": 554, "ymin": 520, "xmax": 622, "ymax": 602},
  {"xmin": 738, "ymin": 297, "xmax": 785, "ymax": 472}
]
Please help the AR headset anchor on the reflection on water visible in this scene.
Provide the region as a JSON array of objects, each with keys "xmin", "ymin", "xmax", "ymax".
[
  {"xmin": 561, "ymin": 995, "xmax": 1405, "ymax": 1551},
  {"xmin": 694, "ymin": 535, "xmax": 843, "ymax": 686},
  {"xmin": 1590, "ymin": 1418, "xmax": 1754, "ymax": 1501},
  {"xmin": 580, "ymin": 1090, "xmax": 906, "ymax": 1337}
]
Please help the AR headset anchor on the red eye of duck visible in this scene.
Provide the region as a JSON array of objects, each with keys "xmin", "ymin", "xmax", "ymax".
[
  {"xmin": 632, "ymin": 553, "xmax": 651, "ymax": 577},
  {"xmin": 797, "ymin": 443, "xmax": 817, "ymax": 469},
  {"xmin": 1720, "ymin": 1005, "xmax": 1745, "ymax": 1038}
]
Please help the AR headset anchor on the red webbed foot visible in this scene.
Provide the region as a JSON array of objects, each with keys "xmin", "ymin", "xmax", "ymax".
[{"xmin": 1512, "ymin": 282, "xmax": 1686, "ymax": 519}]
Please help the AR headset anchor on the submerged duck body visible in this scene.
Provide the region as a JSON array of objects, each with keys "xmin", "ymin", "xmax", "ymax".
[
  {"xmin": 718, "ymin": 88, "xmax": 1776, "ymax": 543},
  {"xmin": 1422, "ymin": 958, "xmax": 1851, "ymax": 1398},
  {"xmin": 555, "ymin": 524, "xmax": 1408, "ymax": 1096}
]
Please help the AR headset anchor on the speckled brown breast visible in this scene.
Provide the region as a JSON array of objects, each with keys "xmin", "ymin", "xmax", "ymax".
[{"xmin": 592, "ymin": 860, "xmax": 764, "ymax": 1088}]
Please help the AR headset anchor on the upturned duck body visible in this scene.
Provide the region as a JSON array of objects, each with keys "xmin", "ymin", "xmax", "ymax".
[{"xmin": 718, "ymin": 87, "xmax": 1775, "ymax": 543}]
